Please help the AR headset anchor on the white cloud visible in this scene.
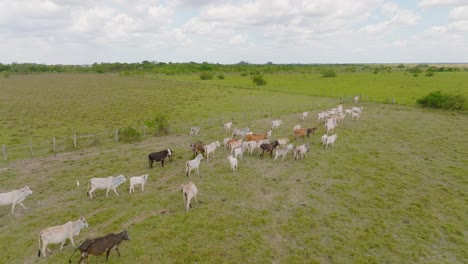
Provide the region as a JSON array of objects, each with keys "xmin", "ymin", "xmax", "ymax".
[
  {"xmin": 229, "ymin": 34, "xmax": 248, "ymax": 45},
  {"xmin": 419, "ymin": 0, "xmax": 468, "ymax": 8},
  {"xmin": 449, "ymin": 5, "xmax": 468, "ymax": 19},
  {"xmin": 359, "ymin": 2, "xmax": 420, "ymax": 35}
]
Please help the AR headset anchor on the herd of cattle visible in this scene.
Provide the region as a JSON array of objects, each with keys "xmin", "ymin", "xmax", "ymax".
[{"xmin": 0, "ymin": 102, "xmax": 364, "ymax": 262}]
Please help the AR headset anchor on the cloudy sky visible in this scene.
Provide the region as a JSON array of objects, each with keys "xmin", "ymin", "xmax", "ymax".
[{"xmin": 1, "ymin": 0, "xmax": 467, "ymax": 64}]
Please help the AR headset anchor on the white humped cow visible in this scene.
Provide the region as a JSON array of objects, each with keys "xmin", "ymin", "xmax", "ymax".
[
  {"xmin": 129, "ymin": 174, "xmax": 149, "ymax": 194},
  {"xmin": 87, "ymin": 175, "xmax": 126, "ymax": 199},
  {"xmin": 0, "ymin": 186, "xmax": 33, "ymax": 214}
]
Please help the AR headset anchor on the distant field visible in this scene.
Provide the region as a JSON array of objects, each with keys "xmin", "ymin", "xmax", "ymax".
[
  {"xmin": 151, "ymin": 71, "xmax": 468, "ymax": 106},
  {"xmin": 0, "ymin": 72, "xmax": 467, "ymax": 263}
]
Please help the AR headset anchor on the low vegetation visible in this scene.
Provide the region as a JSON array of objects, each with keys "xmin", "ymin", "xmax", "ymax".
[
  {"xmin": 0, "ymin": 72, "xmax": 467, "ymax": 263},
  {"xmin": 417, "ymin": 91, "xmax": 466, "ymax": 110}
]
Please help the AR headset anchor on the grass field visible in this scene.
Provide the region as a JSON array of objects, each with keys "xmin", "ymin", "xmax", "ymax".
[{"xmin": 0, "ymin": 73, "xmax": 467, "ymax": 263}]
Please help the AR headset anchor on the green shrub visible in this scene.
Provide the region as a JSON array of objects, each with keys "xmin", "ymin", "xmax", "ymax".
[
  {"xmin": 425, "ymin": 70, "xmax": 434, "ymax": 77},
  {"xmin": 240, "ymin": 71, "xmax": 248, "ymax": 76},
  {"xmin": 217, "ymin": 73, "xmax": 225, "ymax": 80},
  {"xmin": 417, "ymin": 91, "xmax": 465, "ymax": 110},
  {"xmin": 199, "ymin": 72, "xmax": 213, "ymax": 80},
  {"xmin": 321, "ymin": 68, "xmax": 337, "ymax": 78},
  {"xmin": 119, "ymin": 126, "xmax": 142, "ymax": 143},
  {"xmin": 251, "ymin": 75, "xmax": 267, "ymax": 85},
  {"xmin": 145, "ymin": 113, "xmax": 169, "ymax": 135}
]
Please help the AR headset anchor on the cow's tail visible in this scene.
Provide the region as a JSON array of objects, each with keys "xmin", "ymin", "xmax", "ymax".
[
  {"xmin": 37, "ymin": 233, "xmax": 41, "ymax": 257},
  {"xmin": 68, "ymin": 246, "xmax": 79, "ymax": 263}
]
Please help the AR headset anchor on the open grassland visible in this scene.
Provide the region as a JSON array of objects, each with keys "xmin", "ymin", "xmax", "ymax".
[
  {"xmin": 0, "ymin": 74, "xmax": 467, "ymax": 263},
  {"xmin": 151, "ymin": 71, "xmax": 468, "ymax": 106}
]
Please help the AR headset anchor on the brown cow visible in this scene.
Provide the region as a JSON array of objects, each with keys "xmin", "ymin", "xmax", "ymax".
[
  {"xmin": 190, "ymin": 141, "xmax": 205, "ymax": 157},
  {"xmin": 293, "ymin": 127, "xmax": 317, "ymax": 140},
  {"xmin": 259, "ymin": 140, "xmax": 280, "ymax": 159},
  {"xmin": 69, "ymin": 230, "xmax": 130, "ymax": 264},
  {"xmin": 245, "ymin": 133, "xmax": 268, "ymax": 142}
]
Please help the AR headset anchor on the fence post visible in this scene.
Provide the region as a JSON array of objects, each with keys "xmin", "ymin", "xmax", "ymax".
[
  {"xmin": 115, "ymin": 129, "xmax": 119, "ymax": 142},
  {"xmin": 52, "ymin": 137, "xmax": 56, "ymax": 153},
  {"xmin": 29, "ymin": 139, "xmax": 33, "ymax": 158},
  {"xmin": 392, "ymin": 97, "xmax": 396, "ymax": 104},
  {"xmin": 73, "ymin": 134, "xmax": 77, "ymax": 148},
  {"xmin": 2, "ymin": 144, "xmax": 6, "ymax": 161}
]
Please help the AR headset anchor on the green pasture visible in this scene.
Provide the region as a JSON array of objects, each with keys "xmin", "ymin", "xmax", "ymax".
[
  {"xmin": 151, "ymin": 71, "xmax": 468, "ymax": 106},
  {"xmin": 0, "ymin": 73, "xmax": 467, "ymax": 263}
]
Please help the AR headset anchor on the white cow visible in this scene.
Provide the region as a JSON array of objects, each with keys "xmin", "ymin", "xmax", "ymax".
[
  {"xmin": 129, "ymin": 174, "xmax": 149, "ymax": 194},
  {"xmin": 233, "ymin": 147, "xmax": 244, "ymax": 160},
  {"xmin": 227, "ymin": 155, "xmax": 238, "ymax": 174},
  {"xmin": 186, "ymin": 154, "xmax": 204, "ymax": 178},
  {"xmin": 351, "ymin": 111, "xmax": 361, "ymax": 120},
  {"xmin": 271, "ymin": 120, "xmax": 283, "ymax": 130},
  {"xmin": 293, "ymin": 144, "xmax": 310, "ymax": 160},
  {"xmin": 204, "ymin": 141, "xmax": 221, "ymax": 161},
  {"xmin": 223, "ymin": 121, "xmax": 233, "ymax": 132},
  {"xmin": 325, "ymin": 134, "xmax": 338, "ymax": 149},
  {"xmin": 293, "ymin": 124, "xmax": 301, "ymax": 131},
  {"xmin": 87, "ymin": 175, "xmax": 126, "ymax": 199},
  {"xmin": 38, "ymin": 217, "xmax": 89, "ymax": 257},
  {"xmin": 352, "ymin": 106, "xmax": 363, "ymax": 114},
  {"xmin": 321, "ymin": 134, "xmax": 328, "ymax": 146},
  {"xmin": 276, "ymin": 137, "xmax": 290, "ymax": 148},
  {"xmin": 274, "ymin": 144, "xmax": 294, "ymax": 161},
  {"xmin": 182, "ymin": 182, "xmax": 198, "ymax": 212},
  {"xmin": 300, "ymin": 112, "xmax": 308, "ymax": 121},
  {"xmin": 0, "ymin": 186, "xmax": 33, "ymax": 214},
  {"xmin": 189, "ymin": 126, "xmax": 200, "ymax": 136},
  {"xmin": 354, "ymin": 96, "xmax": 359, "ymax": 103}
]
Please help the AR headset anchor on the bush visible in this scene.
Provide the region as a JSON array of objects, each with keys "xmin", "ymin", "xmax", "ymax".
[
  {"xmin": 145, "ymin": 113, "xmax": 169, "ymax": 136},
  {"xmin": 417, "ymin": 91, "xmax": 465, "ymax": 110},
  {"xmin": 321, "ymin": 68, "xmax": 337, "ymax": 78},
  {"xmin": 217, "ymin": 74, "xmax": 225, "ymax": 80},
  {"xmin": 251, "ymin": 75, "xmax": 267, "ymax": 86},
  {"xmin": 119, "ymin": 126, "xmax": 142, "ymax": 143},
  {"xmin": 199, "ymin": 72, "xmax": 213, "ymax": 80},
  {"xmin": 425, "ymin": 71, "xmax": 434, "ymax": 77},
  {"xmin": 240, "ymin": 71, "xmax": 248, "ymax": 76}
]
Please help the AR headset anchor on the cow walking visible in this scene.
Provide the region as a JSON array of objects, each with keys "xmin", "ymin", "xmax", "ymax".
[{"xmin": 69, "ymin": 230, "xmax": 130, "ymax": 263}]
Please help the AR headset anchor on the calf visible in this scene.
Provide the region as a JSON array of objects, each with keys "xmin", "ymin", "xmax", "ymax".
[
  {"xmin": 260, "ymin": 140, "xmax": 280, "ymax": 159},
  {"xmin": 38, "ymin": 217, "xmax": 89, "ymax": 258},
  {"xmin": 274, "ymin": 144, "xmax": 294, "ymax": 161},
  {"xmin": 87, "ymin": 175, "xmax": 126, "ymax": 199},
  {"xmin": 182, "ymin": 182, "xmax": 198, "ymax": 212},
  {"xmin": 129, "ymin": 174, "xmax": 149, "ymax": 194},
  {"xmin": 227, "ymin": 155, "xmax": 238, "ymax": 174},
  {"xmin": 0, "ymin": 186, "xmax": 32, "ymax": 214},
  {"xmin": 69, "ymin": 230, "xmax": 130, "ymax": 264},
  {"xmin": 186, "ymin": 154, "xmax": 204, "ymax": 178},
  {"xmin": 148, "ymin": 149, "xmax": 173, "ymax": 169}
]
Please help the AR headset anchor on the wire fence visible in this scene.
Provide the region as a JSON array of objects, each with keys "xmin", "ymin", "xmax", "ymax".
[{"xmin": 0, "ymin": 95, "xmax": 413, "ymax": 162}]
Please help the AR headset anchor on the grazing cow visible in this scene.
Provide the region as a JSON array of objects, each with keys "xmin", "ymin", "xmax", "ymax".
[
  {"xmin": 87, "ymin": 175, "xmax": 126, "ymax": 199},
  {"xmin": 148, "ymin": 149, "xmax": 173, "ymax": 169},
  {"xmin": 271, "ymin": 120, "xmax": 283, "ymax": 130},
  {"xmin": 182, "ymin": 182, "xmax": 198, "ymax": 212},
  {"xmin": 227, "ymin": 139, "xmax": 243, "ymax": 154},
  {"xmin": 325, "ymin": 121, "xmax": 336, "ymax": 134},
  {"xmin": 69, "ymin": 230, "xmax": 130, "ymax": 264},
  {"xmin": 38, "ymin": 217, "xmax": 89, "ymax": 258},
  {"xmin": 325, "ymin": 134, "xmax": 338, "ymax": 149},
  {"xmin": 190, "ymin": 141, "xmax": 205, "ymax": 157},
  {"xmin": 189, "ymin": 126, "xmax": 200, "ymax": 136},
  {"xmin": 300, "ymin": 112, "xmax": 308, "ymax": 121},
  {"xmin": 204, "ymin": 141, "xmax": 221, "ymax": 161},
  {"xmin": 223, "ymin": 121, "xmax": 233, "ymax": 132},
  {"xmin": 227, "ymin": 155, "xmax": 238, "ymax": 174},
  {"xmin": 244, "ymin": 141, "xmax": 258, "ymax": 155},
  {"xmin": 186, "ymin": 154, "xmax": 204, "ymax": 178},
  {"xmin": 260, "ymin": 140, "xmax": 280, "ymax": 159},
  {"xmin": 129, "ymin": 174, "xmax": 149, "ymax": 194},
  {"xmin": 293, "ymin": 144, "xmax": 310, "ymax": 160},
  {"xmin": 0, "ymin": 186, "xmax": 32, "ymax": 214},
  {"xmin": 245, "ymin": 133, "xmax": 269, "ymax": 142},
  {"xmin": 274, "ymin": 144, "xmax": 294, "ymax": 161},
  {"xmin": 293, "ymin": 128, "xmax": 316, "ymax": 140},
  {"xmin": 276, "ymin": 137, "xmax": 290, "ymax": 148}
]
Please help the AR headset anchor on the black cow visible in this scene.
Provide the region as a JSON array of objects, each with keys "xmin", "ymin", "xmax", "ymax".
[
  {"xmin": 68, "ymin": 230, "xmax": 130, "ymax": 264},
  {"xmin": 148, "ymin": 149, "xmax": 173, "ymax": 169},
  {"xmin": 260, "ymin": 140, "xmax": 280, "ymax": 159}
]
